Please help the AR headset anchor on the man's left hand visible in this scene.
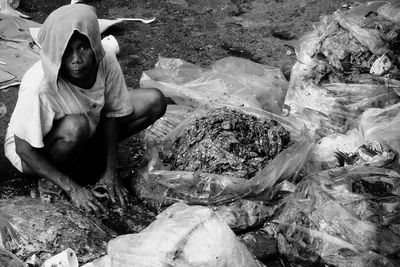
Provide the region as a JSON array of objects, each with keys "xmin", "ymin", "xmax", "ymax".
[{"xmin": 93, "ymin": 172, "xmax": 129, "ymax": 207}]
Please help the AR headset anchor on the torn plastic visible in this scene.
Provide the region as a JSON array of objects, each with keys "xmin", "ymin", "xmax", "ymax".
[
  {"xmin": 0, "ymin": 197, "xmax": 115, "ymax": 264},
  {"xmin": 133, "ymin": 127, "xmax": 314, "ymax": 207},
  {"xmin": 359, "ymin": 102, "xmax": 400, "ymax": 160},
  {"xmin": 140, "ymin": 56, "xmax": 289, "ymax": 115},
  {"xmin": 285, "ymin": 2, "xmax": 400, "ymax": 137},
  {"xmin": 0, "ymin": 248, "xmax": 24, "ymax": 267},
  {"xmin": 104, "ymin": 203, "xmax": 265, "ymax": 267},
  {"xmin": 268, "ymin": 165, "xmax": 400, "ymax": 266}
]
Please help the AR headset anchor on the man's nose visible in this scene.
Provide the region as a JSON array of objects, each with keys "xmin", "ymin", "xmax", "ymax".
[{"xmin": 70, "ymin": 51, "xmax": 82, "ymax": 64}]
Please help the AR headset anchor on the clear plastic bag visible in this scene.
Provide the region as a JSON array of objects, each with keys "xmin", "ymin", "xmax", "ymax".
[
  {"xmin": 359, "ymin": 102, "xmax": 400, "ymax": 160},
  {"xmin": 0, "ymin": 197, "xmax": 114, "ymax": 264},
  {"xmin": 0, "ymin": 248, "xmax": 24, "ymax": 267},
  {"xmin": 106, "ymin": 203, "xmax": 265, "ymax": 267},
  {"xmin": 285, "ymin": 3, "xmax": 400, "ymax": 138},
  {"xmin": 268, "ymin": 166, "xmax": 400, "ymax": 266},
  {"xmin": 140, "ymin": 56, "xmax": 288, "ymax": 114},
  {"xmin": 133, "ymin": 128, "xmax": 314, "ymax": 207}
]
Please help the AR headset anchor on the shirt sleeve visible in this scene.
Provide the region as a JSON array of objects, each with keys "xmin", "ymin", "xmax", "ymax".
[
  {"xmin": 11, "ymin": 76, "xmax": 55, "ymax": 148},
  {"xmin": 102, "ymin": 49, "xmax": 133, "ymax": 118}
]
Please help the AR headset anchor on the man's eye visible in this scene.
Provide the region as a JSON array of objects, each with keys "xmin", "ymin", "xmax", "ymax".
[{"xmin": 79, "ymin": 45, "xmax": 90, "ymax": 51}]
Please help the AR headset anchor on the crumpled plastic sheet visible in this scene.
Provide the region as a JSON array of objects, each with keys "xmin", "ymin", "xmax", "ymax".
[
  {"xmin": 267, "ymin": 165, "xmax": 400, "ymax": 267},
  {"xmin": 285, "ymin": 2, "xmax": 400, "ymax": 138},
  {"xmin": 140, "ymin": 56, "xmax": 289, "ymax": 115},
  {"xmin": 91, "ymin": 203, "xmax": 265, "ymax": 267}
]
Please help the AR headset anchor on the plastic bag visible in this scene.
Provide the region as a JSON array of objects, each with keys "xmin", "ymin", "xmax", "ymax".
[
  {"xmin": 0, "ymin": 197, "xmax": 115, "ymax": 264},
  {"xmin": 140, "ymin": 56, "xmax": 288, "ymax": 114},
  {"xmin": 105, "ymin": 203, "xmax": 264, "ymax": 267},
  {"xmin": 359, "ymin": 102, "xmax": 400, "ymax": 158},
  {"xmin": 134, "ymin": 128, "xmax": 314, "ymax": 206},
  {"xmin": 0, "ymin": 248, "xmax": 24, "ymax": 267},
  {"xmin": 285, "ymin": 3, "xmax": 400, "ymax": 138},
  {"xmin": 268, "ymin": 166, "xmax": 400, "ymax": 266},
  {"xmin": 285, "ymin": 78, "xmax": 400, "ymax": 137}
]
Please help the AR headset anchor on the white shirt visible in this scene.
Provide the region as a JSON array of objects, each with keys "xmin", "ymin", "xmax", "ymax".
[{"xmin": 4, "ymin": 49, "xmax": 133, "ymax": 172}]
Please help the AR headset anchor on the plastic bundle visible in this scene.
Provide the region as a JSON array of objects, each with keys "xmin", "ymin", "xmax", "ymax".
[
  {"xmin": 285, "ymin": 2, "xmax": 400, "ymax": 138},
  {"xmin": 268, "ymin": 166, "xmax": 400, "ymax": 266}
]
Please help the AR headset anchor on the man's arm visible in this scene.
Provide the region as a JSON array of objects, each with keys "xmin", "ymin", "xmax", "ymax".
[
  {"xmin": 14, "ymin": 135, "xmax": 104, "ymax": 212},
  {"xmin": 94, "ymin": 117, "xmax": 128, "ymax": 207}
]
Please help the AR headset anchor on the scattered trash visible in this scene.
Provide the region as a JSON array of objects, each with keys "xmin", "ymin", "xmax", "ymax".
[
  {"xmin": 116, "ymin": 17, "xmax": 156, "ymax": 24},
  {"xmin": 43, "ymin": 248, "xmax": 78, "ymax": 267},
  {"xmin": 268, "ymin": 166, "xmax": 400, "ymax": 266},
  {"xmin": 285, "ymin": 1, "xmax": 400, "ymax": 137},
  {"xmin": 370, "ymin": 53, "xmax": 393, "ymax": 75},
  {"xmin": 101, "ymin": 35, "xmax": 120, "ymax": 55},
  {"xmin": 0, "ymin": 197, "xmax": 115, "ymax": 264}
]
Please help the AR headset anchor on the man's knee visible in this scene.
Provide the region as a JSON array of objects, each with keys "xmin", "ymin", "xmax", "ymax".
[
  {"xmin": 55, "ymin": 114, "xmax": 90, "ymax": 145},
  {"xmin": 147, "ymin": 88, "xmax": 167, "ymax": 118}
]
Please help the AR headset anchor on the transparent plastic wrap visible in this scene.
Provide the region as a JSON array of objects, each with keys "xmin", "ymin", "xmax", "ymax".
[
  {"xmin": 285, "ymin": 2, "xmax": 400, "ymax": 138},
  {"xmin": 106, "ymin": 203, "xmax": 265, "ymax": 267},
  {"xmin": 0, "ymin": 248, "xmax": 24, "ymax": 267},
  {"xmin": 0, "ymin": 197, "xmax": 115, "ymax": 264},
  {"xmin": 133, "ymin": 128, "xmax": 314, "ymax": 206},
  {"xmin": 268, "ymin": 166, "xmax": 400, "ymax": 266},
  {"xmin": 140, "ymin": 56, "xmax": 288, "ymax": 114},
  {"xmin": 359, "ymin": 102, "xmax": 400, "ymax": 161}
]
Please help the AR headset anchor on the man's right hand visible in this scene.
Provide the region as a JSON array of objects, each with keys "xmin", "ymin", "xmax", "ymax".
[{"xmin": 68, "ymin": 184, "xmax": 106, "ymax": 213}]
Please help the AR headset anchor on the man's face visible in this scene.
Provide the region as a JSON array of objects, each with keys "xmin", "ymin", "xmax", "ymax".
[{"xmin": 60, "ymin": 33, "xmax": 95, "ymax": 80}]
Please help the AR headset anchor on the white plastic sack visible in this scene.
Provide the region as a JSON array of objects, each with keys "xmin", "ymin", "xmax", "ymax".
[
  {"xmin": 106, "ymin": 202, "xmax": 264, "ymax": 267},
  {"xmin": 140, "ymin": 56, "xmax": 288, "ymax": 114}
]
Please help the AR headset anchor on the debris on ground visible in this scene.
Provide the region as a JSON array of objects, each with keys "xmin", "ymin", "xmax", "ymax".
[
  {"xmin": 0, "ymin": 197, "xmax": 115, "ymax": 264},
  {"xmin": 284, "ymin": 1, "xmax": 400, "ymax": 137},
  {"xmin": 267, "ymin": 166, "xmax": 400, "ymax": 266}
]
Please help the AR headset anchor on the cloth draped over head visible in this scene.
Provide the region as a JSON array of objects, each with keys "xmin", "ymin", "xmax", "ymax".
[{"xmin": 37, "ymin": 4, "xmax": 105, "ymax": 90}]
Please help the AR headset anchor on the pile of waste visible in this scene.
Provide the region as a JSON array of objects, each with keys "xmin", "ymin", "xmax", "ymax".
[
  {"xmin": 165, "ymin": 107, "xmax": 291, "ymax": 179},
  {"xmin": 266, "ymin": 166, "xmax": 400, "ymax": 266},
  {"xmin": 0, "ymin": 197, "xmax": 115, "ymax": 264},
  {"xmin": 285, "ymin": 1, "xmax": 400, "ymax": 137}
]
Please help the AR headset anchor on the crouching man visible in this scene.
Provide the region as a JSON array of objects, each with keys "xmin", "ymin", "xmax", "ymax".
[{"xmin": 4, "ymin": 4, "xmax": 166, "ymax": 212}]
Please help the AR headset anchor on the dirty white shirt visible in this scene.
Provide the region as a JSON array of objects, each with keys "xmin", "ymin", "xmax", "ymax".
[{"xmin": 4, "ymin": 49, "xmax": 133, "ymax": 172}]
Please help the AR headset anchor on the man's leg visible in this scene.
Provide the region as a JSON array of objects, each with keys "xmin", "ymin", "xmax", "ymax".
[
  {"xmin": 21, "ymin": 114, "xmax": 90, "ymax": 174},
  {"xmin": 116, "ymin": 88, "xmax": 167, "ymax": 140}
]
